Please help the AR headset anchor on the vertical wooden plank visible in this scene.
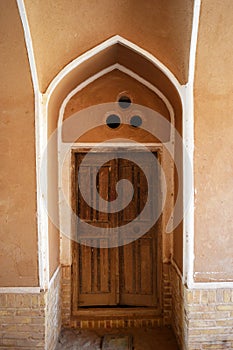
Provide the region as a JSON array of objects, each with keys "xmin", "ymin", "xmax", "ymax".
[
  {"xmin": 78, "ymin": 166, "xmax": 92, "ymax": 221},
  {"xmin": 98, "ymin": 166, "xmax": 110, "ymax": 222},
  {"xmin": 100, "ymin": 243, "xmax": 110, "ymax": 293},
  {"xmin": 72, "ymin": 241, "xmax": 79, "ymax": 313},
  {"xmin": 96, "ymin": 247, "xmax": 101, "ymax": 292},
  {"xmin": 109, "ymin": 158, "xmax": 119, "ymax": 230},
  {"xmin": 91, "ymin": 245, "xmax": 98, "ymax": 293},
  {"xmin": 135, "ymin": 239, "xmax": 142, "ymax": 294},
  {"xmin": 140, "ymin": 238, "xmax": 153, "ymax": 294},
  {"xmin": 91, "ymin": 166, "xmax": 97, "ymax": 222},
  {"xmin": 136, "ymin": 167, "xmax": 141, "ymax": 221},
  {"xmin": 139, "ymin": 165, "xmax": 150, "ymax": 221},
  {"xmin": 79, "ymin": 240, "xmax": 92, "ymax": 294},
  {"xmin": 121, "ymin": 161, "xmax": 136, "ymax": 223},
  {"xmin": 90, "ymin": 166, "xmax": 94, "ymax": 221},
  {"xmin": 120, "ymin": 242, "xmax": 134, "ymax": 294}
]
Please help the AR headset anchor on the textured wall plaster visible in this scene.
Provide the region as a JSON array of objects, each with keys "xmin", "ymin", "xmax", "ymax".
[
  {"xmin": 194, "ymin": 0, "xmax": 233, "ymax": 282},
  {"xmin": 0, "ymin": 0, "xmax": 38, "ymax": 287},
  {"xmin": 24, "ymin": 0, "xmax": 194, "ymax": 92}
]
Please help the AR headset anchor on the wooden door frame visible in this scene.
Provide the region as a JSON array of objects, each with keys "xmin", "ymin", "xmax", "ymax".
[{"xmin": 71, "ymin": 144, "xmax": 164, "ymax": 319}]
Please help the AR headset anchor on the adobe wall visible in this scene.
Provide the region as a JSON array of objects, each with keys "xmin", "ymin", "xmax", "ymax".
[
  {"xmin": 0, "ymin": 0, "xmax": 189, "ymax": 290},
  {"xmin": 171, "ymin": 266, "xmax": 233, "ymax": 350},
  {"xmin": 0, "ymin": 268, "xmax": 61, "ymax": 349},
  {"xmin": 63, "ymin": 69, "xmax": 171, "ymax": 143},
  {"xmin": 24, "ymin": 0, "xmax": 194, "ymax": 91},
  {"xmin": 0, "ymin": 0, "xmax": 38, "ymax": 287},
  {"xmin": 194, "ymin": 0, "xmax": 233, "ymax": 282},
  {"xmin": 170, "ymin": 2, "xmax": 233, "ymax": 348},
  {"xmin": 2, "ymin": 1, "xmax": 233, "ymax": 349}
]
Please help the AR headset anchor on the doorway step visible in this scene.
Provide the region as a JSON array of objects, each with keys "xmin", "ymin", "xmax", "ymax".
[
  {"xmin": 102, "ymin": 334, "xmax": 133, "ymax": 349},
  {"xmin": 55, "ymin": 327, "xmax": 179, "ymax": 350}
]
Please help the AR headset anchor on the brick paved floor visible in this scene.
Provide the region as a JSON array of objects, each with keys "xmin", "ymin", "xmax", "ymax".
[{"xmin": 55, "ymin": 327, "xmax": 179, "ymax": 350}]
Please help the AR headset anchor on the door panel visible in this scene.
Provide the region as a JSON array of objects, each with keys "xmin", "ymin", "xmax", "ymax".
[
  {"xmin": 118, "ymin": 156, "xmax": 157, "ymax": 306},
  {"xmin": 75, "ymin": 153, "xmax": 117, "ymax": 306},
  {"xmin": 77, "ymin": 241, "xmax": 117, "ymax": 306},
  {"xmin": 73, "ymin": 152, "xmax": 158, "ymax": 308},
  {"xmin": 119, "ymin": 237, "xmax": 156, "ymax": 306}
]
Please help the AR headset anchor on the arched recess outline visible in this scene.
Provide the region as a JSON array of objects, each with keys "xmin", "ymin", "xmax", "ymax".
[
  {"xmin": 41, "ymin": 36, "xmax": 185, "ymax": 289},
  {"xmin": 57, "ymin": 63, "xmax": 175, "ymax": 267}
]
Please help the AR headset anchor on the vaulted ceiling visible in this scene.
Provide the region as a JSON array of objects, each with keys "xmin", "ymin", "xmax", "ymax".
[{"xmin": 24, "ymin": 0, "xmax": 194, "ymax": 92}]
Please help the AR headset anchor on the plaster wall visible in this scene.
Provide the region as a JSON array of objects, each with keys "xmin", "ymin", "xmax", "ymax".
[
  {"xmin": 24, "ymin": 0, "xmax": 194, "ymax": 92},
  {"xmin": 48, "ymin": 145, "xmax": 60, "ymax": 278},
  {"xmin": 0, "ymin": 0, "xmax": 203, "ymax": 289},
  {"xmin": 0, "ymin": 0, "xmax": 38, "ymax": 287},
  {"xmin": 63, "ymin": 69, "xmax": 171, "ymax": 143},
  {"xmin": 64, "ymin": 70, "xmax": 170, "ymax": 120},
  {"xmin": 48, "ymin": 43, "xmax": 183, "ymax": 135},
  {"xmin": 194, "ymin": 0, "xmax": 233, "ymax": 282}
]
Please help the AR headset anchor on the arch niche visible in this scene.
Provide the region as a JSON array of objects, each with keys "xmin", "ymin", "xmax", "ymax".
[{"xmin": 45, "ymin": 36, "xmax": 184, "ymax": 320}]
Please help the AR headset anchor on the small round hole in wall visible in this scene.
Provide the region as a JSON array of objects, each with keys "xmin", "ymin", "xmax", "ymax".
[
  {"xmin": 118, "ymin": 95, "xmax": 131, "ymax": 109},
  {"xmin": 130, "ymin": 115, "xmax": 142, "ymax": 128},
  {"xmin": 106, "ymin": 114, "xmax": 121, "ymax": 129}
]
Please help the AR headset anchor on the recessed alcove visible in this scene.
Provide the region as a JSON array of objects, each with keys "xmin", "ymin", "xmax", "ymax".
[{"xmin": 45, "ymin": 39, "xmax": 184, "ymax": 328}]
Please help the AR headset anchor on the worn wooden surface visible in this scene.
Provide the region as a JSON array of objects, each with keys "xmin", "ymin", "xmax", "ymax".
[{"xmin": 72, "ymin": 152, "xmax": 160, "ymax": 312}]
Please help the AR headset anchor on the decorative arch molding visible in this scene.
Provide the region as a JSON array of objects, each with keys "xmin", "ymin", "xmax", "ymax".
[
  {"xmin": 56, "ymin": 62, "xmax": 178, "ymax": 268},
  {"xmin": 45, "ymin": 36, "xmax": 184, "ymax": 136},
  {"xmin": 45, "ymin": 35, "xmax": 183, "ymax": 104},
  {"xmin": 58, "ymin": 63, "xmax": 175, "ymax": 138},
  {"xmin": 41, "ymin": 35, "xmax": 185, "ymax": 290}
]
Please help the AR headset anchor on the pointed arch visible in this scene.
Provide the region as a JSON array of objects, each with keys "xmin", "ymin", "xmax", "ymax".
[
  {"xmin": 41, "ymin": 36, "xmax": 185, "ymax": 287},
  {"xmin": 45, "ymin": 36, "xmax": 184, "ymax": 136}
]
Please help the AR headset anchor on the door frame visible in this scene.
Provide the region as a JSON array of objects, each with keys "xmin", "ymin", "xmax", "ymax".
[{"xmin": 70, "ymin": 144, "xmax": 165, "ymax": 319}]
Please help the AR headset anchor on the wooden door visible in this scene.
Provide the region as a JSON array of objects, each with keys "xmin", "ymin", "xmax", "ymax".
[
  {"xmin": 118, "ymin": 155, "xmax": 158, "ymax": 306},
  {"xmin": 72, "ymin": 151, "xmax": 158, "ymax": 308},
  {"xmin": 73, "ymin": 153, "xmax": 118, "ymax": 307}
]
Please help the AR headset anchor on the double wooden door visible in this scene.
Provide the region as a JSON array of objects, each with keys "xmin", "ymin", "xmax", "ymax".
[{"xmin": 72, "ymin": 151, "xmax": 159, "ymax": 309}]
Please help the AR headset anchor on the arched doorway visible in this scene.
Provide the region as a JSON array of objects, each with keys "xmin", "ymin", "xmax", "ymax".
[{"xmin": 45, "ymin": 37, "xmax": 183, "ymax": 327}]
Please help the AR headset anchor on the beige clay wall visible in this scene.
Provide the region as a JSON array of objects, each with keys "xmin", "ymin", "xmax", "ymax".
[
  {"xmin": 0, "ymin": 0, "xmax": 38, "ymax": 286},
  {"xmin": 63, "ymin": 69, "xmax": 171, "ymax": 143},
  {"xmin": 194, "ymin": 0, "xmax": 233, "ymax": 282},
  {"xmin": 0, "ymin": 0, "xmax": 195, "ymax": 287},
  {"xmin": 24, "ymin": 0, "xmax": 194, "ymax": 92}
]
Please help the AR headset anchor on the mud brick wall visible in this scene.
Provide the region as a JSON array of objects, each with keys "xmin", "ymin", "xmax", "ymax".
[
  {"xmin": 0, "ymin": 293, "xmax": 46, "ymax": 349},
  {"xmin": 171, "ymin": 265, "xmax": 233, "ymax": 350},
  {"xmin": 171, "ymin": 264, "xmax": 185, "ymax": 349},
  {"xmin": 61, "ymin": 265, "xmax": 72, "ymax": 328},
  {"xmin": 45, "ymin": 268, "xmax": 61, "ymax": 350},
  {"xmin": 163, "ymin": 263, "xmax": 173, "ymax": 325},
  {"xmin": 185, "ymin": 288, "xmax": 233, "ymax": 349},
  {"xmin": 0, "ymin": 268, "xmax": 61, "ymax": 350},
  {"xmin": 61, "ymin": 263, "xmax": 172, "ymax": 328}
]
